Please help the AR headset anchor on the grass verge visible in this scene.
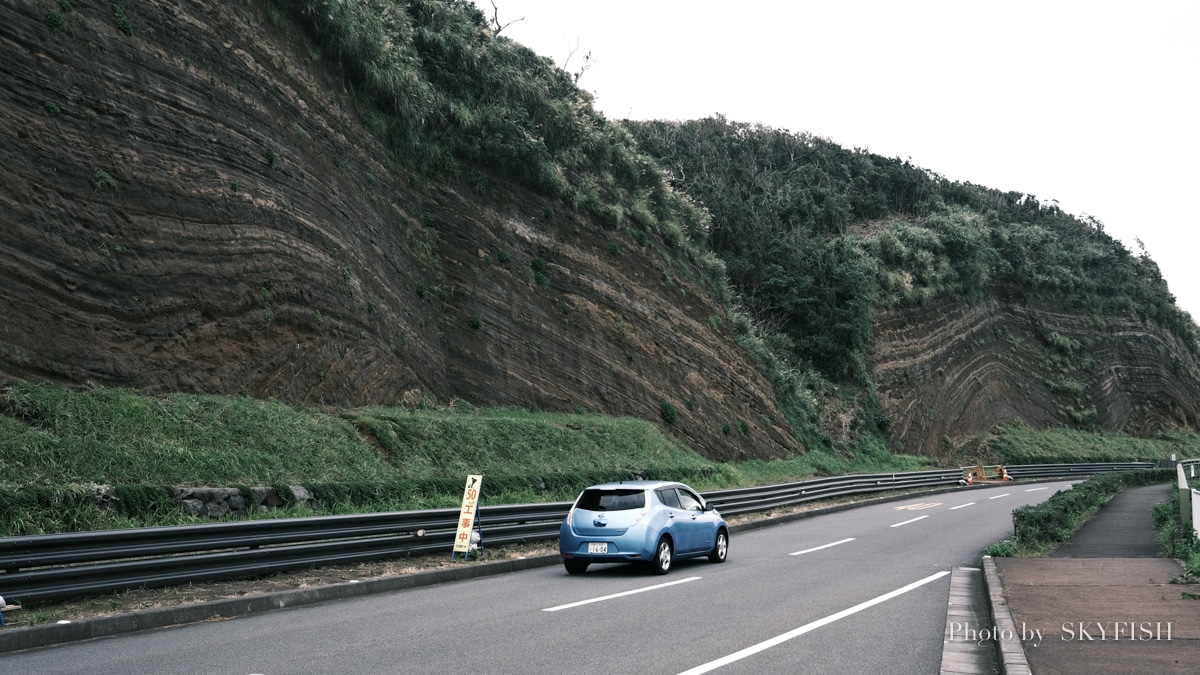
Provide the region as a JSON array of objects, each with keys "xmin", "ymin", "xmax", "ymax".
[{"xmin": 0, "ymin": 381, "xmax": 926, "ymax": 535}]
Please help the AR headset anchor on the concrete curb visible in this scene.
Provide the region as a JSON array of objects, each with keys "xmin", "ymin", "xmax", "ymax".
[
  {"xmin": 981, "ymin": 555, "xmax": 1032, "ymax": 675},
  {"xmin": 0, "ymin": 478, "xmax": 1066, "ymax": 654},
  {"xmin": 0, "ymin": 553, "xmax": 561, "ymax": 654}
]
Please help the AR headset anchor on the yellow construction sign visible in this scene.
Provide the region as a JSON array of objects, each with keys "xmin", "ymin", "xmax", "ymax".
[{"xmin": 453, "ymin": 474, "xmax": 483, "ymax": 554}]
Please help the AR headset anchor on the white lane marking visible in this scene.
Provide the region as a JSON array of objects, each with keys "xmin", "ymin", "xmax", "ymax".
[
  {"xmin": 948, "ymin": 502, "xmax": 975, "ymax": 510},
  {"xmin": 894, "ymin": 502, "xmax": 942, "ymax": 510},
  {"xmin": 675, "ymin": 571, "xmax": 950, "ymax": 674},
  {"xmin": 890, "ymin": 515, "xmax": 929, "ymax": 527},
  {"xmin": 542, "ymin": 576, "xmax": 701, "ymax": 612},
  {"xmin": 1025, "ymin": 487, "xmax": 1048, "ymax": 492},
  {"xmin": 789, "ymin": 537, "xmax": 855, "ymax": 556},
  {"xmin": 988, "ymin": 493, "xmax": 1011, "ymax": 499}
]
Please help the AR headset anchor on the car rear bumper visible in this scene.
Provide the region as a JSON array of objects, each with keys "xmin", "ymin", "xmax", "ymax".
[{"xmin": 559, "ymin": 528, "xmax": 653, "ymax": 562}]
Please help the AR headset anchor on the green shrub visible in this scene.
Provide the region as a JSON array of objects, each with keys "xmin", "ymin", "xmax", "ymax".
[
  {"xmin": 112, "ymin": 4, "xmax": 132, "ymax": 36},
  {"xmin": 94, "ymin": 169, "xmax": 118, "ymax": 192},
  {"xmin": 985, "ymin": 538, "xmax": 1016, "ymax": 557},
  {"xmin": 1151, "ymin": 501, "xmax": 1175, "ymax": 529},
  {"xmin": 529, "ymin": 257, "xmax": 549, "ymax": 287},
  {"xmin": 660, "ymin": 401, "xmax": 678, "ymax": 425}
]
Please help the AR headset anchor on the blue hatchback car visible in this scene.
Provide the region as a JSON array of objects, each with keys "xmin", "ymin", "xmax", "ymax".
[{"xmin": 559, "ymin": 480, "xmax": 729, "ymax": 575}]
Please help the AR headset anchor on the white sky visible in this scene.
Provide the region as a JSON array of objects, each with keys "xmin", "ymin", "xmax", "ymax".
[{"xmin": 474, "ymin": 0, "xmax": 1200, "ymax": 320}]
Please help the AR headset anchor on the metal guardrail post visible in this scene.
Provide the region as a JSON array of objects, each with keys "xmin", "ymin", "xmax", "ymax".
[{"xmin": 1180, "ymin": 464, "xmax": 1194, "ymax": 534}]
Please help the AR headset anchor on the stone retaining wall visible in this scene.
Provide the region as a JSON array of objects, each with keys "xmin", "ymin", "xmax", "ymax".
[{"xmin": 173, "ymin": 486, "xmax": 316, "ymax": 519}]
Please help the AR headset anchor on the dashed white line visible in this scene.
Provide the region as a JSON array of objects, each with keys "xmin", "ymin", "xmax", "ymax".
[
  {"xmin": 1025, "ymin": 487, "xmax": 1048, "ymax": 492},
  {"xmin": 890, "ymin": 515, "xmax": 929, "ymax": 527},
  {"xmin": 675, "ymin": 571, "xmax": 950, "ymax": 674},
  {"xmin": 988, "ymin": 493, "xmax": 1011, "ymax": 500},
  {"xmin": 542, "ymin": 576, "xmax": 701, "ymax": 612},
  {"xmin": 949, "ymin": 502, "xmax": 975, "ymax": 510},
  {"xmin": 789, "ymin": 537, "xmax": 856, "ymax": 556}
]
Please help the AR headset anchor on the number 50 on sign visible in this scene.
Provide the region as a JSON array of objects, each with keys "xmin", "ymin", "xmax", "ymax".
[{"xmin": 453, "ymin": 474, "xmax": 483, "ymax": 554}]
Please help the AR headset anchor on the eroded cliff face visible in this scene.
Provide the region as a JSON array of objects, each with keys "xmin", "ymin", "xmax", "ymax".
[
  {"xmin": 871, "ymin": 293, "xmax": 1200, "ymax": 458},
  {"xmin": 0, "ymin": 1, "xmax": 795, "ymax": 461}
]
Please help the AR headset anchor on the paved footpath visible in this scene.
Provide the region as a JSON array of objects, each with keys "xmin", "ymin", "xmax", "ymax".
[{"xmin": 993, "ymin": 484, "xmax": 1200, "ymax": 674}]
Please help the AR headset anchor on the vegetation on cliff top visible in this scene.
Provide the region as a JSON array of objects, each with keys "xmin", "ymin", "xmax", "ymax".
[
  {"xmin": 625, "ymin": 116, "xmax": 1198, "ymax": 385},
  {"xmin": 270, "ymin": 0, "xmax": 719, "ymax": 279}
]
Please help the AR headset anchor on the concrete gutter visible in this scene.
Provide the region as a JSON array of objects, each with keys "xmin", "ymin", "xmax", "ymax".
[{"xmin": 981, "ymin": 555, "xmax": 1032, "ymax": 675}]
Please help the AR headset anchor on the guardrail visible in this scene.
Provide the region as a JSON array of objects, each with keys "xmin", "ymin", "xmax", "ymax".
[
  {"xmin": 1003, "ymin": 462, "xmax": 1154, "ymax": 479},
  {"xmin": 1181, "ymin": 458, "xmax": 1200, "ymax": 481},
  {"xmin": 0, "ymin": 461, "xmax": 1164, "ymax": 605}
]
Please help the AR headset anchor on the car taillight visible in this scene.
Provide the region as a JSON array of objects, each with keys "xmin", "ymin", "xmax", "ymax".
[{"xmin": 566, "ymin": 508, "xmax": 575, "ymax": 527}]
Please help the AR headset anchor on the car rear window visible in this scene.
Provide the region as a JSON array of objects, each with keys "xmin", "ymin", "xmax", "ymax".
[{"xmin": 576, "ymin": 488, "xmax": 646, "ymax": 511}]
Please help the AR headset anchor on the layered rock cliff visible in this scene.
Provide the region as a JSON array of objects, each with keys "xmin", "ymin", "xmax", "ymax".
[
  {"xmin": 872, "ymin": 292, "xmax": 1200, "ymax": 458},
  {"xmin": 4, "ymin": 0, "xmax": 1198, "ymax": 466},
  {"xmin": 0, "ymin": 0, "xmax": 793, "ymax": 461}
]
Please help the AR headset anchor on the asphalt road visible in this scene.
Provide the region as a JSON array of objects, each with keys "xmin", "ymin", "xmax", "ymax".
[{"xmin": 0, "ymin": 481, "xmax": 1073, "ymax": 674}]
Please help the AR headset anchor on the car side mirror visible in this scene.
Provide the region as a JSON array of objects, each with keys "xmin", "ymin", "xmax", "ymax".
[{"xmin": 703, "ymin": 501, "xmax": 715, "ymax": 511}]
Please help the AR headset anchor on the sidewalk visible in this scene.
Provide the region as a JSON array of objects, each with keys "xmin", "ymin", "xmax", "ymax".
[{"xmin": 990, "ymin": 484, "xmax": 1200, "ymax": 674}]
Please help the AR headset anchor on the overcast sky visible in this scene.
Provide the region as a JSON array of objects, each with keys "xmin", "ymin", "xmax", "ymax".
[{"xmin": 474, "ymin": 0, "xmax": 1200, "ymax": 320}]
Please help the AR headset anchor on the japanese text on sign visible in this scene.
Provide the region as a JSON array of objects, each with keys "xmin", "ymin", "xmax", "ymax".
[{"xmin": 453, "ymin": 474, "xmax": 483, "ymax": 553}]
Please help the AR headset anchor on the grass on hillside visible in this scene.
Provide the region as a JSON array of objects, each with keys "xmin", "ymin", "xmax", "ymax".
[
  {"xmin": 1, "ymin": 381, "xmax": 1195, "ymax": 536},
  {"xmin": 985, "ymin": 424, "xmax": 1200, "ymax": 464}
]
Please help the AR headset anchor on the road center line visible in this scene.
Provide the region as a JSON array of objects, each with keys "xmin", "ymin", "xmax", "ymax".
[
  {"xmin": 988, "ymin": 493, "xmax": 1011, "ymax": 499},
  {"xmin": 948, "ymin": 502, "xmax": 975, "ymax": 510},
  {"xmin": 542, "ymin": 576, "xmax": 701, "ymax": 612},
  {"xmin": 676, "ymin": 571, "xmax": 950, "ymax": 674},
  {"xmin": 890, "ymin": 515, "xmax": 928, "ymax": 527},
  {"xmin": 1025, "ymin": 487, "xmax": 1048, "ymax": 492},
  {"xmin": 789, "ymin": 537, "xmax": 855, "ymax": 556}
]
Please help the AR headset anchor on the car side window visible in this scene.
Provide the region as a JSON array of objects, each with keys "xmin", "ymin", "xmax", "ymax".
[
  {"xmin": 656, "ymin": 488, "xmax": 681, "ymax": 509},
  {"xmin": 677, "ymin": 488, "xmax": 703, "ymax": 512}
]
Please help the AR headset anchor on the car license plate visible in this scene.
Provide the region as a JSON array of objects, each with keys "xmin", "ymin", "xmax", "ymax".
[{"xmin": 587, "ymin": 542, "xmax": 608, "ymax": 554}]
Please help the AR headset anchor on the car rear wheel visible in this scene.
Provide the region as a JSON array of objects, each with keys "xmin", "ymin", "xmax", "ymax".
[
  {"xmin": 708, "ymin": 529, "xmax": 728, "ymax": 563},
  {"xmin": 650, "ymin": 537, "xmax": 672, "ymax": 575},
  {"xmin": 564, "ymin": 559, "xmax": 589, "ymax": 575}
]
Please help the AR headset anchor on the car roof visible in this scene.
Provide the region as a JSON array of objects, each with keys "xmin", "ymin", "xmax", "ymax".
[{"xmin": 583, "ymin": 480, "xmax": 686, "ymax": 491}]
